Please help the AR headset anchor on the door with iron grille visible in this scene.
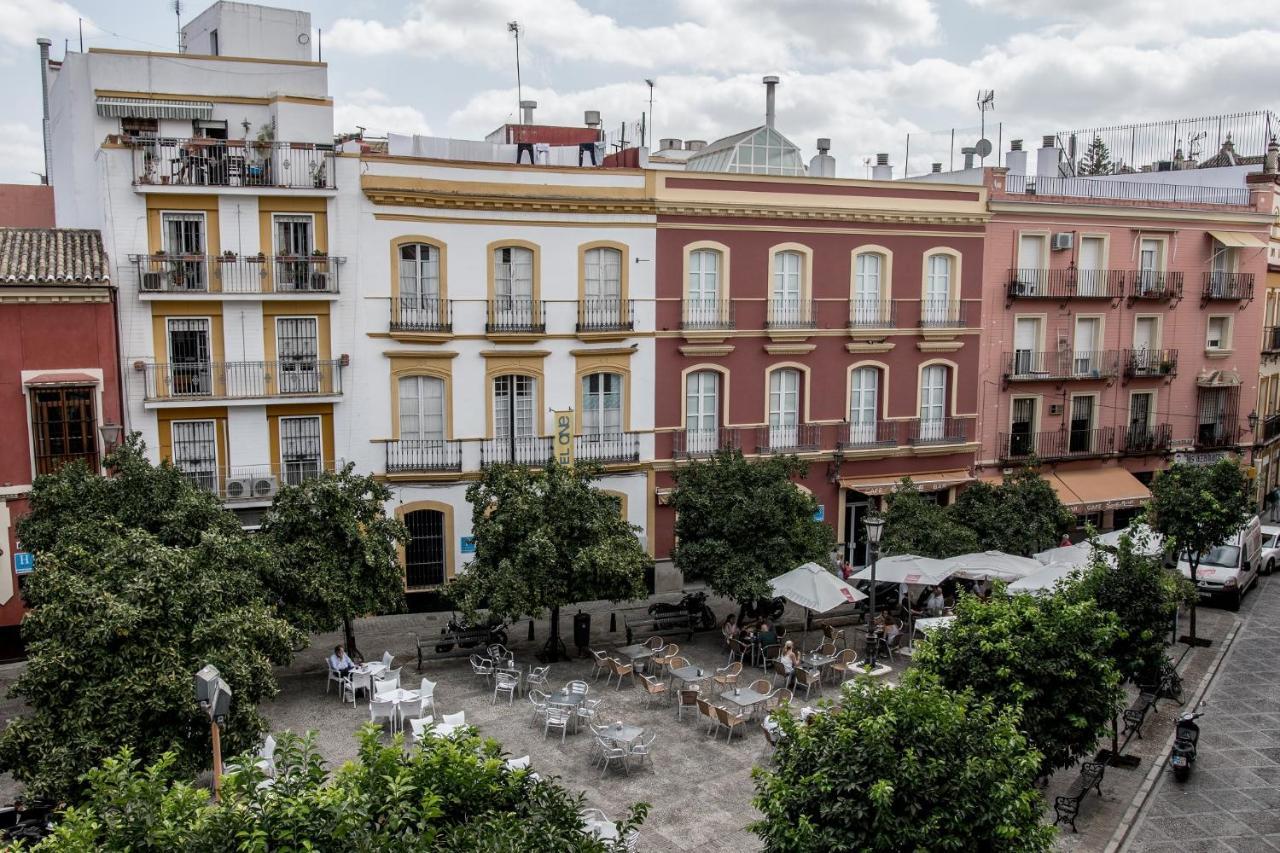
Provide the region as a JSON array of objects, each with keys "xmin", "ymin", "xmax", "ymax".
[
  {"xmin": 404, "ymin": 508, "xmax": 446, "ymax": 588},
  {"xmin": 1129, "ymin": 393, "xmax": 1152, "ymax": 450},
  {"xmin": 1069, "ymin": 396, "xmax": 1095, "ymax": 453},
  {"xmin": 1010, "ymin": 398, "xmax": 1035, "ymax": 457},
  {"xmin": 162, "ymin": 212, "xmax": 206, "ymax": 290},
  {"xmin": 277, "ymin": 317, "xmax": 319, "ymax": 393},
  {"xmin": 30, "ymin": 386, "xmax": 98, "ymax": 474},
  {"xmin": 493, "ymin": 374, "xmax": 536, "ymax": 461},
  {"xmin": 171, "ymin": 420, "xmax": 218, "ymax": 493},
  {"xmin": 280, "ymin": 416, "xmax": 322, "ymax": 484},
  {"xmin": 167, "ymin": 319, "xmax": 211, "ymax": 396},
  {"xmin": 275, "ymin": 215, "xmax": 313, "ymax": 290}
]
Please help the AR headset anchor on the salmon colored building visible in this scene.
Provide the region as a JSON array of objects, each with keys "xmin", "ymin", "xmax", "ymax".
[
  {"xmin": 0, "ymin": 227, "xmax": 123, "ymax": 657},
  {"xmin": 973, "ymin": 158, "xmax": 1275, "ymax": 531},
  {"xmin": 650, "ymin": 170, "xmax": 989, "ymax": 569}
]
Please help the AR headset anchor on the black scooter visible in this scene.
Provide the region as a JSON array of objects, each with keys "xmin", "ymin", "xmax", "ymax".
[{"xmin": 1170, "ymin": 710, "xmax": 1203, "ymax": 781}]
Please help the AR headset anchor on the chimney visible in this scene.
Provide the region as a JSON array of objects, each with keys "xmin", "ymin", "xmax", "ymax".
[
  {"xmin": 961, "ymin": 147, "xmax": 975, "ymax": 169},
  {"xmin": 1265, "ymin": 136, "xmax": 1279, "ymax": 175},
  {"xmin": 659, "ymin": 138, "xmax": 682, "ymax": 151},
  {"xmin": 763, "ymin": 75, "xmax": 779, "ymax": 129},
  {"xmin": 872, "ymin": 152, "xmax": 892, "ymax": 181},
  {"xmin": 931, "ymin": 162, "xmax": 942, "ymax": 173},
  {"xmin": 685, "ymin": 139, "xmax": 706, "ymax": 151},
  {"xmin": 520, "ymin": 100, "xmax": 537, "ymax": 124},
  {"xmin": 37, "ymin": 38, "xmax": 52, "ymax": 185},
  {"xmin": 584, "ymin": 110, "xmax": 601, "ymax": 128},
  {"xmin": 809, "ymin": 138, "xmax": 836, "ymax": 178},
  {"xmin": 1037, "ymin": 135, "xmax": 1061, "ymax": 179},
  {"xmin": 1005, "ymin": 138, "xmax": 1027, "ymax": 176}
]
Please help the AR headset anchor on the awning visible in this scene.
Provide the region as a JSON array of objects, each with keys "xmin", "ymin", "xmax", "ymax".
[
  {"xmin": 24, "ymin": 372, "xmax": 97, "ymax": 386},
  {"xmin": 1196, "ymin": 369, "xmax": 1241, "ymax": 388},
  {"xmin": 1208, "ymin": 230, "xmax": 1266, "ymax": 249},
  {"xmin": 840, "ymin": 469, "xmax": 973, "ymax": 496},
  {"xmin": 1053, "ymin": 467, "xmax": 1150, "ymax": 513},
  {"xmin": 96, "ymin": 96, "xmax": 214, "ymax": 120}
]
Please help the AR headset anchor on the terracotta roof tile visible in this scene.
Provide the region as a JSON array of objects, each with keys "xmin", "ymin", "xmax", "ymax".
[{"xmin": 0, "ymin": 228, "xmax": 111, "ymax": 285}]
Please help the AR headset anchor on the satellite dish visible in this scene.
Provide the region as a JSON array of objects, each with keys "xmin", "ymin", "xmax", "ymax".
[{"xmin": 975, "ymin": 138, "xmax": 993, "ymax": 158}]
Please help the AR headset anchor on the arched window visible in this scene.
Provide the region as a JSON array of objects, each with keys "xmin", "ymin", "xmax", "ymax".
[
  {"xmin": 919, "ymin": 364, "xmax": 949, "ymax": 441},
  {"xmin": 687, "ymin": 249, "xmax": 722, "ymax": 325},
  {"xmin": 398, "ymin": 375, "xmax": 446, "ymax": 442},
  {"xmin": 581, "ymin": 372, "xmax": 623, "ymax": 436},
  {"xmin": 768, "ymin": 368, "xmax": 800, "ymax": 448},
  {"xmin": 685, "ymin": 369, "xmax": 720, "ymax": 454},
  {"xmin": 848, "ymin": 367, "xmax": 880, "ymax": 445},
  {"xmin": 772, "ymin": 250, "xmax": 803, "ymax": 324},
  {"xmin": 493, "ymin": 246, "xmax": 535, "ymax": 330},
  {"xmin": 852, "ymin": 253, "xmax": 885, "ymax": 325},
  {"xmin": 584, "ymin": 247, "xmax": 622, "ymax": 303},
  {"xmin": 404, "ymin": 508, "xmax": 446, "ymax": 589},
  {"xmin": 923, "ymin": 254, "xmax": 954, "ymax": 326},
  {"xmin": 397, "ymin": 243, "xmax": 443, "ymax": 328}
]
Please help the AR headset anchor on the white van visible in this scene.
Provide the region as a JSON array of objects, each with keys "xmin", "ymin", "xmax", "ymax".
[{"xmin": 1177, "ymin": 515, "xmax": 1262, "ymax": 611}]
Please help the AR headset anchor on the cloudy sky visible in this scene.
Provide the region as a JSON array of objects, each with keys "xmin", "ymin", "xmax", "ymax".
[{"xmin": 1, "ymin": 0, "xmax": 1277, "ymax": 183}]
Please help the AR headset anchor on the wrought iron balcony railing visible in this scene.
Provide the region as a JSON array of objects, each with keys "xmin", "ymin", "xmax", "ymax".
[
  {"xmin": 1123, "ymin": 349, "xmax": 1178, "ymax": 379},
  {"xmin": 390, "ymin": 298, "xmax": 452, "ymax": 333},
  {"xmin": 1006, "ymin": 268, "xmax": 1124, "ymax": 300},
  {"xmin": 574, "ymin": 432, "xmax": 640, "ymax": 463},
  {"xmin": 132, "ymin": 137, "xmax": 335, "ymax": 189},
  {"xmin": 765, "ymin": 298, "xmax": 817, "ymax": 330},
  {"xmin": 1003, "ymin": 350, "xmax": 1121, "ymax": 381},
  {"xmin": 672, "ymin": 427, "xmax": 740, "ymax": 459},
  {"xmin": 681, "ymin": 298, "xmax": 735, "ymax": 330},
  {"xmin": 1000, "ymin": 427, "xmax": 1116, "ymax": 461},
  {"xmin": 480, "ymin": 436, "xmax": 553, "ymax": 466},
  {"xmin": 919, "ymin": 299, "xmax": 967, "ymax": 329},
  {"xmin": 577, "ymin": 297, "xmax": 635, "ymax": 333},
  {"xmin": 756, "ymin": 423, "xmax": 822, "ymax": 453},
  {"xmin": 485, "ymin": 298, "xmax": 546, "ymax": 333},
  {"xmin": 1262, "ymin": 414, "xmax": 1280, "ymax": 445},
  {"xmin": 1264, "ymin": 327, "xmax": 1280, "ymax": 354},
  {"xmin": 133, "ymin": 254, "xmax": 343, "ymax": 294},
  {"xmin": 1127, "ymin": 270, "xmax": 1184, "ymax": 299},
  {"xmin": 141, "ymin": 359, "xmax": 343, "ymax": 401},
  {"xmin": 847, "ymin": 298, "xmax": 897, "ymax": 329},
  {"xmin": 385, "ymin": 439, "xmax": 463, "ymax": 472},
  {"xmin": 1120, "ymin": 424, "xmax": 1172, "ymax": 455},
  {"xmin": 837, "ymin": 420, "xmax": 898, "ymax": 449},
  {"xmin": 905, "ymin": 417, "xmax": 970, "ymax": 445},
  {"xmin": 1202, "ymin": 271, "xmax": 1254, "ymax": 301}
]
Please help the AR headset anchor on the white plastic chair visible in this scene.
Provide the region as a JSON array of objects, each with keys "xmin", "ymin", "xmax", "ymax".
[
  {"xmin": 419, "ymin": 678, "xmax": 437, "ymax": 717},
  {"xmin": 543, "ymin": 705, "xmax": 572, "ymax": 742},
  {"xmin": 373, "ymin": 677, "xmax": 397, "ymax": 698},
  {"xmin": 345, "ymin": 670, "xmax": 372, "ymax": 706},
  {"xmin": 256, "ymin": 734, "xmax": 277, "ymax": 777},
  {"xmin": 398, "ymin": 695, "xmax": 428, "ymax": 731},
  {"xmin": 381, "ymin": 650, "xmax": 394, "ymax": 668},
  {"xmin": 442, "ymin": 711, "xmax": 466, "ymax": 726},
  {"xmin": 326, "ymin": 660, "xmax": 345, "ymax": 695},
  {"xmin": 370, "ymin": 699, "xmax": 397, "ymax": 734},
  {"xmin": 408, "ymin": 717, "xmax": 431, "ymax": 744},
  {"xmin": 386, "ymin": 667, "xmax": 403, "ymax": 689},
  {"xmin": 506, "ymin": 755, "xmax": 531, "ymax": 771},
  {"xmin": 493, "ymin": 672, "xmax": 519, "ymax": 705}
]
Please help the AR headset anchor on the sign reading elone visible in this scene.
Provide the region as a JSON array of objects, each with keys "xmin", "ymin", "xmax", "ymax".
[
  {"xmin": 460, "ymin": 537, "xmax": 476, "ymax": 554},
  {"xmin": 13, "ymin": 552, "xmax": 34, "ymax": 575},
  {"xmin": 553, "ymin": 409, "xmax": 575, "ymax": 466}
]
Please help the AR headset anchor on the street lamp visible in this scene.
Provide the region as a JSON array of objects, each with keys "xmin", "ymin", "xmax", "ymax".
[
  {"xmin": 194, "ymin": 664, "xmax": 232, "ymax": 799},
  {"xmin": 863, "ymin": 514, "xmax": 885, "ymax": 671},
  {"xmin": 98, "ymin": 423, "xmax": 123, "ymax": 452}
]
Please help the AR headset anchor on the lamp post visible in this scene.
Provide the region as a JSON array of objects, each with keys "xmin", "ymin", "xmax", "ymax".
[
  {"xmin": 98, "ymin": 423, "xmax": 123, "ymax": 453},
  {"xmin": 1248, "ymin": 409, "xmax": 1261, "ymax": 508},
  {"xmin": 194, "ymin": 664, "xmax": 232, "ymax": 800},
  {"xmin": 863, "ymin": 514, "xmax": 885, "ymax": 670}
]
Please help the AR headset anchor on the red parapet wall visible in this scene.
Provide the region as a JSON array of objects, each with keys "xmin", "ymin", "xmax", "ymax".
[{"xmin": 0, "ymin": 184, "xmax": 55, "ymax": 228}]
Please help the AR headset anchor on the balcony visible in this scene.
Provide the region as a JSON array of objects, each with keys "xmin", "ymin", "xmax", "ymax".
[
  {"xmin": 385, "ymin": 439, "xmax": 462, "ymax": 473},
  {"xmin": 681, "ymin": 298, "xmax": 735, "ymax": 331},
  {"xmin": 1121, "ymin": 424, "xmax": 1172, "ymax": 455},
  {"xmin": 847, "ymin": 299, "xmax": 897, "ymax": 329},
  {"xmin": 905, "ymin": 417, "xmax": 971, "ymax": 446},
  {"xmin": 481, "ymin": 436, "xmax": 553, "ymax": 467},
  {"xmin": 765, "ymin": 298, "xmax": 816, "ymax": 330},
  {"xmin": 180, "ymin": 460, "xmax": 337, "ymax": 502},
  {"xmin": 485, "ymin": 298, "xmax": 546, "ymax": 334},
  {"xmin": 1202, "ymin": 271, "xmax": 1254, "ymax": 301},
  {"xmin": 837, "ymin": 420, "xmax": 898, "ymax": 449},
  {"xmin": 1003, "ymin": 351, "xmax": 1121, "ymax": 382},
  {"xmin": 672, "ymin": 427, "xmax": 741, "ymax": 459},
  {"xmin": 390, "ymin": 298, "xmax": 452, "ymax": 333},
  {"xmin": 1261, "ymin": 414, "xmax": 1280, "ymax": 445},
  {"xmin": 919, "ymin": 299, "xmax": 967, "ymax": 329},
  {"xmin": 132, "ymin": 138, "xmax": 335, "ymax": 189},
  {"xmin": 1003, "ymin": 173, "xmax": 1252, "ymax": 206},
  {"xmin": 1264, "ymin": 327, "xmax": 1280, "ymax": 354},
  {"xmin": 1006, "ymin": 268, "xmax": 1124, "ymax": 300},
  {"xmin": 999, "ymin": 428, "xmax": 1116, "ymax": 462},
  {"xmin": 574, "ymin": 432, "xmax": 640, "ymax": 463},
  {"xmin": 133, "ymin": 254, "xmax": 343, "ymax": 295},
  {"xmin": 1123, "ymin": 349, "xmax": 1178, "ymax": 379},
  {"xmin": 1127, "ymin": 270, "xmax": 1184, "ymax": 300},
  {"xmin": 756, "ymin": 424, "xmax": 822, "ymax": 454},
  {"xmin": 141, "ymin": 360, "xmax": 343, "ymax": 402},
  {"xmin": 577, "ymin": 297, "xmax": 635, "ymax": 333},
  {"xmin": 1195, "ymin": 424, "xmax": 1239, "ymax": 450}
]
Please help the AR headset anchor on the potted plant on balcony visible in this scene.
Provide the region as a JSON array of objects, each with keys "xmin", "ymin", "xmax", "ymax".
[{"xmin": 1159, "ymin": 358, "xmax": 1174, "ymax": 375}]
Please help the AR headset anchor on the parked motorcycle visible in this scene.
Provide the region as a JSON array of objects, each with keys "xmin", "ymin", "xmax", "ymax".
[
  {"xmin": 741, "ymin": 596, "xmax": 787, "ymax": 623},
  {"xmin": 1170, "ymin": 710, "xmax": 1203, "ymax": 781},
  {"xmin": 435, "ymin": 612, "xmax": 509, "ymax": 653},
  {"xmin": 648, "ymin": 590, "xmax": 717, "ymax": 631}
]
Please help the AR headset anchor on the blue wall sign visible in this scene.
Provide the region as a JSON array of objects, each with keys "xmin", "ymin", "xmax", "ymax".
[
  {"xmin": 813, "ymin": 505, "xmax": 825, "ymax": 523},
  {"xmin": 13, "ymin": 552, "xmax": 34, "ymax": 575},
  {"xmin": 460, "ymin": 537, "xmax": 476, "ymax": 554}
]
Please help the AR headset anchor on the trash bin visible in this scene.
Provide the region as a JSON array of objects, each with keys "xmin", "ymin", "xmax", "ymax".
[{"xmin": 573, "ymin": 611, "xmax": 591, "ymax": 649}]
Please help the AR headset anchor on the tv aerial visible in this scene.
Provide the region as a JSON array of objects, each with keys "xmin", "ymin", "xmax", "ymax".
[{"xmin": 976, "ymin": 90, "xmax": 996, "ymax": 163}]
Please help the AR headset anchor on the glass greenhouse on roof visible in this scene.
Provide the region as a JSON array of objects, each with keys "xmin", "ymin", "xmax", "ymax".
[{"xmin": 686, "ymin": 125, "xmax": 807, "ymax": 176}]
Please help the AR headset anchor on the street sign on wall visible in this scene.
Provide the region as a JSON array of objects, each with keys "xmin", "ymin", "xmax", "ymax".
[{"xmin": 13, "ymin": 552, "xmax": 34, "ymax": 575}]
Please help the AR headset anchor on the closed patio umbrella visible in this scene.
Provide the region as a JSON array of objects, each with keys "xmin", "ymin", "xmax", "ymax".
[{"xmin": 769, "ymin": 562, "xmax": 867, "ymax": 646}]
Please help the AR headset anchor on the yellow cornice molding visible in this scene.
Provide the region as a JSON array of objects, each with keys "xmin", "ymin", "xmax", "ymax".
[
  {"xmin": 569, "ymin": 345, "xmax": 639, "ymax": 357},
  {"xmin": 478, "ymin": 349, "xmax": 552, "ymax": 358},
  {"xmin": 364, "ymin": 190, "xmax": 655, "ymax": 216},
  {"xmin": 990, "ymin": 201, "xmax": 1272, "ymax": 225},
  {"xmin": 655, "ymin": 202, "xmax": 989, "ymax": 226},
  {"xmin": 382, "ymin": 350, "xmax": 459, "ymax": 359}
]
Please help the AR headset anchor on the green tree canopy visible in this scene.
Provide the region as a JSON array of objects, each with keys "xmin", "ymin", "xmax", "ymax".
[
  {"xmin": 1148, "ymin": 459, "xmax": 1252, "ymax": 635},
  {"xmin": 260, "ymin": 464, "xmax": 407, "ymax": 657},
  {"xmin": 451, "ymin": 461, "xmax": 650, "ymax": 660},
  {"xmin": 0, "ymin": 525, "xmax": 299, "ymax": 801},
  {"xmin": 880, "ymin": 478, "xmax": 978, "ymax": 558},
  {"xmin": 670, "ymin": 450, "xmax": 834, "ymax": 604},
  {"xmin": 752, "ymin": 676, "xmax": 1054, "ymax": 852},
  {"xmin": 1068, "ymin": 526, "xmax": 1191, "ymax": 684},
  {"xmin": 34, "ymin": 727, "xmax": 647, "ymax": 851},
  {"xmin": 1081, "ymin": 135, "xmax": 1113, "ymax": 175},
  {"xmin": 951, "ymin": 467, "xmax": 1074, "ymax": 556},
  {"xmin": 913, "ymin": 591, "xmax": 1122, "ymax": 775}
]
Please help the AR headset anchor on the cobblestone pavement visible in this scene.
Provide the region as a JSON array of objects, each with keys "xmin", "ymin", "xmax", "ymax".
[{"xmin": 1122, "ymin": 574, "xmax": 1280, "ymax": 853}]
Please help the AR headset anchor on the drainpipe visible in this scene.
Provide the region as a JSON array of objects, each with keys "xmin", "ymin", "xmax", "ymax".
[{"xmin": 37, "ymin": 38, "xmax": 53, "ymax": 185}]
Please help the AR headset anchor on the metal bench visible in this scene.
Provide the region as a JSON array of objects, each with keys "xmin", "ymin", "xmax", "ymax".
[
  {"xmin": 1053, "ymin": 761, "xmax": 1106, "ymax": 833},
  {"xmin": 623, "ymin": 612, "xmax": 694, "ymax": 645},
  {"xmin": 1121, "ymin": 690, "xmax": 1157, "ymax": 739},
  {"xmin": 414, "ymin": 628, "xmax": 495, "ymax": 670}
]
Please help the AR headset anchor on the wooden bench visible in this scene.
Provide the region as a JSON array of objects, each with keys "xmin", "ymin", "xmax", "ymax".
[
  {"xmin": 623, "ymin": 612, "xmax": 694, "ymax": 645},
  {"xmin": 1053, "ymin": 761, "xmax": 1106, "ymax": 833},
  {"xmin": 415, "ymin": 629, "xmax": 495, "ymax": 670}
]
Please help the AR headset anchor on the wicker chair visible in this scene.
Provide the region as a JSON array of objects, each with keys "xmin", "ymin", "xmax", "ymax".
[
  {"xmin": 588, "ymin": 649, "xmax": 610, "ymax": 681},
  {"xmin": 713, "ymin": 661, "xmax": 742, "ymax": 688},
  {"xmin": 830, "ymin": 648, "xmax": 859, "ymax": 683},
  {"xmin": 609, "ymin": 658, "xmax": 635, "ymax": 691},
  {"xmin": 823, "ymin": 624, "xmax": 847, "ymax": 650},
  {"xmin": 726, "ymin": 638, "xmax": 749, "ymax": 667},
  {"xmin": 651, "ymin": 643, "xmax": 679, "ymax": 677},
  {"xmin": 696, "ymin": 697, "xmax": 720, "ymax": 736},
  {"xmin": 794, "ymin": 666, "xmax": 821, "ymax": 700},
  {"xmin": 676, "ymin": 687, "xmax": 701, "ymax": 721},
  {"xmin": 639, "ymin": 674, "xmax": 669, "ymax": 707},
  {"xmin": 715, "ymin": 705, "xmax": 750, "ymax": 743}
]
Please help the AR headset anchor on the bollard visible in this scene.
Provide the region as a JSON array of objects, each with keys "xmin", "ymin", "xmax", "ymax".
[
  {"xmin": 528, "ymin": 619, "xmax": 535, "ymax": 641},
  {"xmin": 609, "ymin": 611, "xmax": 616, "ymax": 633}
]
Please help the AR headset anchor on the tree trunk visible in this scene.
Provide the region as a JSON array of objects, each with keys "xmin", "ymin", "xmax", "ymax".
[
  {"xmin": 343, "ymin": 616, "xmax": 360, "ymax": 662},
  {"xmin": 1188, "ymin": 560, "xmax": 1198, "ymax": 646},
  {"xmin": 540, "ymin": 605, "xmax": 567, "ymax": 663}
]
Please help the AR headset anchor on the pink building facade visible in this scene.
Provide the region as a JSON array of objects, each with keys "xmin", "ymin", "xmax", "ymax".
[{"xmin": 975, "ymin": 168, "xmax": 1275, "ymax": 530}]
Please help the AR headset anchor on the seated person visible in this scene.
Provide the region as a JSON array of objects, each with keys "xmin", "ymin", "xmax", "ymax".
[
  {"xmin": 925, "ymin": 585, "xmax": 946, "ymax": 616},
  {"xmin": 329, "ymin": 644, "xmax": 355, "ymax": 676},
  {"xmin": 757, "ymin": 621, "xmax": 778, "ymax": 652},
  {"xmin": 722, "ymin": 613, "xmax": 740, "ymax": 647},
  {"xmin": 884, "ymin": 619, "xmax": 903, "ymax": 648},
  {"xmin": 972, "ymin": 575, "xmax": 993, "ymax": 601},
  {"xmin": 780, "ymin": 640, "xmax": 800, "ymax": 688}
]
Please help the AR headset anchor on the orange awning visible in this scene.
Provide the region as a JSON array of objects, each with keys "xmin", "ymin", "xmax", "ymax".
[
  {"xmin": 1053, "ymin": 467, "xmax": 1150, "ymax": 512},
  {"xmin": 840, "ymin": 469, "xmax": 973, "ymax": 496}
]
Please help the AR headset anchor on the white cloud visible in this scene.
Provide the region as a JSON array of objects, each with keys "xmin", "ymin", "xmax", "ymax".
[
  {"xmin": 0, "ymin": 121, "xmax": 45, "ymax": 184},
  {"xmin": 334, "ymin": 89, "xmax": 433, "ymax": 137},
  {"xmin": 0, "ymin": 0, "xmax": 95, "ymax": 47}
]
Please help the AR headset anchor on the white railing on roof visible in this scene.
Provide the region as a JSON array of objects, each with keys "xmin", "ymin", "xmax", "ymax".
[
  {"xmin": 387, "ymin": 134, "xmax": 603, "ymax": 167},
  {"xmin": 1004, "ymin": 174, "xmax": 1250, "ymax": 206}
]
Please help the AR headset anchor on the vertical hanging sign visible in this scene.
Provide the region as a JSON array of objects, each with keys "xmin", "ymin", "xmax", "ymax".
[{"xmin": 553, "ymin": 410, "xmax": 575, "ymax": 465}]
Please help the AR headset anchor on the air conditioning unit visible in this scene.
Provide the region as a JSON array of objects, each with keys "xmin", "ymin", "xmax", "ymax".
[
  {"xmin": 224, "ymin": 475, "xmax": 279, "ymax": 500},
  {"xmin": 1051, "ymin": 232, "xmax": 1074, "ymax": 251},
  {"xmin": 251, "ymin": 475, "xmax": 280, "ymax": 499},
  {"xmin": 1049, "ymin": 404, "xmax": 1063, "ymax": 415},
  {"xmin": 141, "ymin": 271, "xmax": 163, "ymax": 291},
  {"xmin": 224, "ymin": 477, "xmax": 255, "ymax": 500},
  {"xmin": 309, "ymin": 272, "xmax": 329, "ymax": 291}
]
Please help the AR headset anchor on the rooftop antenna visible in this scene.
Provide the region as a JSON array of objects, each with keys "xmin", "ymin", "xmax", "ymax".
[
  {"xmin": 507, "ymin": 21, "xmax": 523, "ymax": 121},
  {"xmin": 976, "ymin": 90, "xmax": 995, "ymax": 164},
  {"xmin": 173, "ymin": 0, "xmax": 184, "ymax": 53},
  {"xmin": 644, "ymin": 78, "xmax": 655, "ymax": 149}
]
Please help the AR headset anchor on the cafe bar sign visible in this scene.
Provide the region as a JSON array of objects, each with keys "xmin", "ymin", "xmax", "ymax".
[{"xmin": 553, "ymin": 409, "xmax": 575, "ymax": 466}]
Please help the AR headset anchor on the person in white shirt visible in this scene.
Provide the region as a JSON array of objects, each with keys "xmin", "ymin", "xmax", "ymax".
[
  {"xmin": 925, "ymin": 586, "xmax": 946, "ymax": 616},
  {"xmin": 329, "ymin": 644, "xmax": 355, "ymax": 676},
  {"xmin": 972, "ymin": 576, "xmax": 993, "ymax": 601}
]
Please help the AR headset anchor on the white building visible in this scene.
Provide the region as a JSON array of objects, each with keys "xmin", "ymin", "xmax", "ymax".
[{"xmin": 43, "ymin": 0, "xmax": 656, "ymax": 596}]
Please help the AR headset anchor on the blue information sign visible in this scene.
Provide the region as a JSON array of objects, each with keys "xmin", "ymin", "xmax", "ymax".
[
  {"xmin": 460, "ymin": 536, "xmax": 476, "ymax": 554},
  {"xmin": 13, "ymin": 552, "xmax": 34, "ymax": 575},
  {"xmin": 813, "ymin": 505, "xmax": 825, "ymax": 523}
]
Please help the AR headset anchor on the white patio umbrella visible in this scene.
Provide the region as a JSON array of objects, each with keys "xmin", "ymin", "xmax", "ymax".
[
  {"xmin": 1007, "ymin": 561, "xmax": 1083, "ymax": 595},
  {"xmin": 1034, "ymin": 542, "xmax": 1092, "ymax": 566},
  {"xmin": 850, "ymin": 554, "xmax": 951, "ymax": 586},
  {"xmin": 769, "ymin": 561, "xmax": 867, "ymax": 646},
  {"xmin": 1095, "ymin": 525, "xmax": 1165, "ymax": 557},
  {"xmin": 938, "ymin": 550, "xmax": 1042, "ymax": 580}
]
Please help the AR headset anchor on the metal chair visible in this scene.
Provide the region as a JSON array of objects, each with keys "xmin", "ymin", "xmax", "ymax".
[
  {"xmin": 528, "ymin": 689, "xmax": 549, "ymax": 725},
  {"xmin": 597, "ymin": 737, "xmax": 630, "ymax": 778},
  {"xmin": 589, "ymin": 649, "xmax": 610, "ymax": 681},
  {"xmin": 629, "ymin": 732, "xmax": 657, "ymax": 769},
  {"xmin": 543, "ymin": 705, "xmax": 572, "ymax": 742},
  {"xmin": 492, "ymin": 672, "xmax": 519, "ymax": 705}
]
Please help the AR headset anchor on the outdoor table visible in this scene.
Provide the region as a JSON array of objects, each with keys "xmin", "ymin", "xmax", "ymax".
[
  {"xmin": 615, "ymin": 643, "xmax": 658, "ymax": 672},
  {"xmin": 348, "ymin": 662, "xmax": 388, "ymax": 704},
  {"xmin": 376, "ymin": 687, "xmax": 420, "ymax": 707},
  {"xmin": 547, "ymin": 690, "xmax": 586, "ymax": 733},
  {"xmin": 428, "ymin": 722, "xmax": 461, "ymax": 739},
  {"xmin": 668, "ymin": 664, "xmax": 710, "ymax": 689},
  {"xmin": 802, "ymin": 652, "xmax": 837, "ymax": 680},
  {"xmin": 600, "ymin": 722, "xmax": 644, "ymax": 745},
  {"xmin": 582, "ymin": 819, "xmax": 618, "ymax": 842},
  {"xmin": 720, "ymin": 686, "xmax": 770, "ymax": 717}
]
